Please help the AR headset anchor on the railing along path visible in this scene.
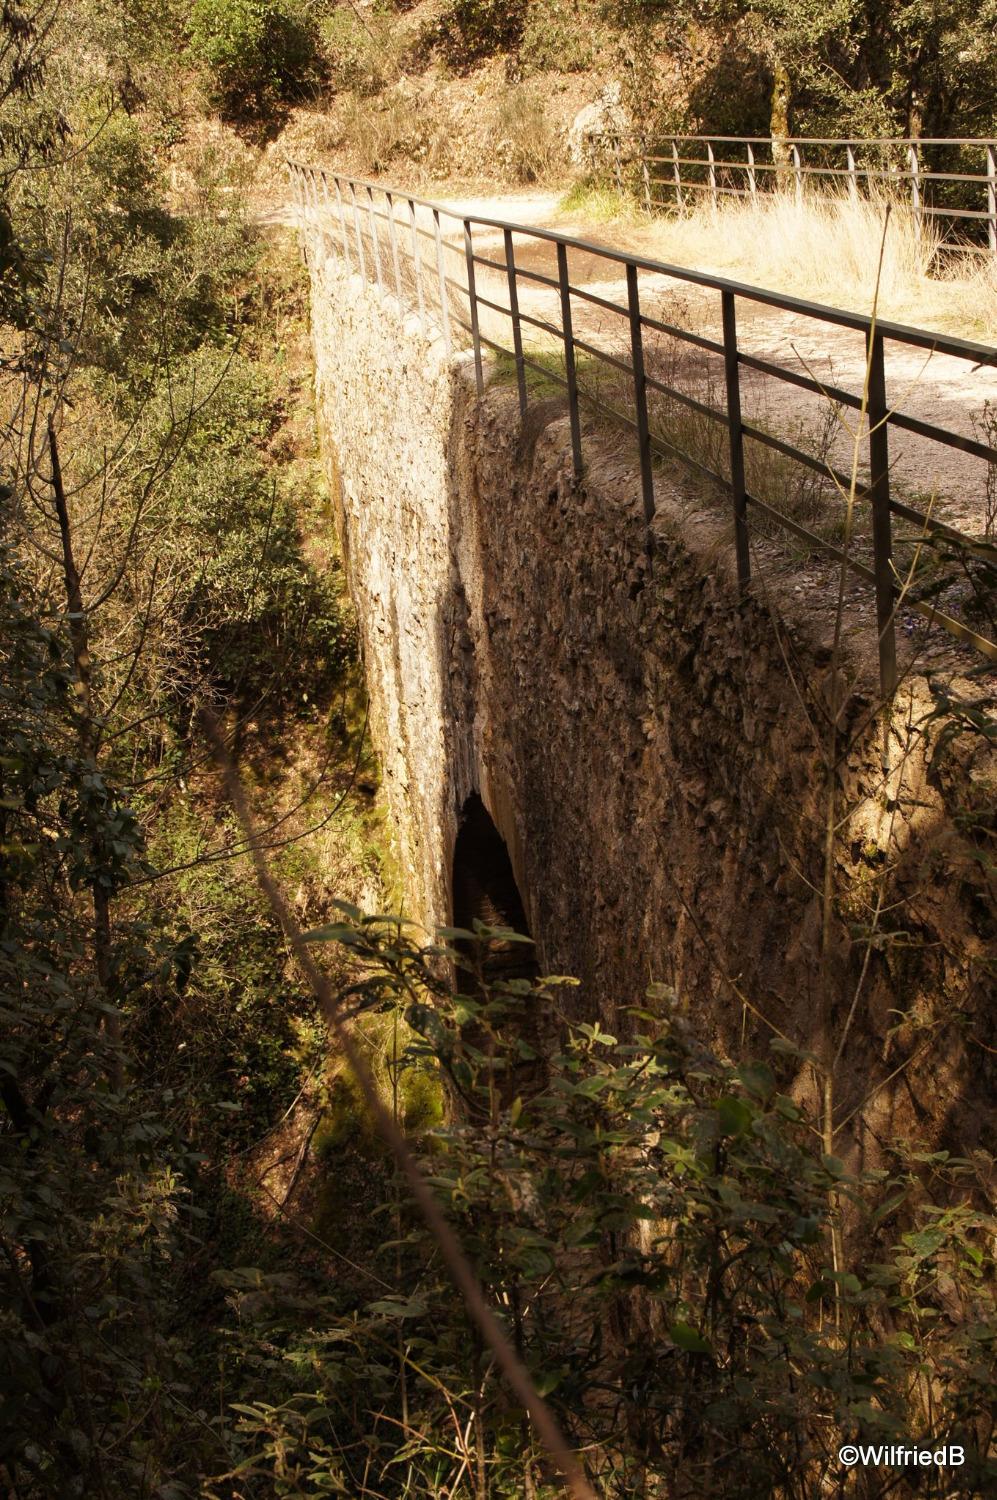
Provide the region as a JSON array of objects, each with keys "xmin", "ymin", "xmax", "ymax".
[
  {"xmin": 603, "ymin": 135, "xmax": 997, "ymax": 253},
  {"xmin": 287, "ymin": 161, "xmax": 997, "ymax": 699}
]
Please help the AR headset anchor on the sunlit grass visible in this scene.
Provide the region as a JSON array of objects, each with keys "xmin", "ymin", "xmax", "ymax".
[
  {"xmin": 616, "ymin": 185, "xmax": 997, "ymax": 337},
  {"xmin": 558, "ymin": 180, "xmax": 647, "ymax": 226},
  {"xmin": 555, "ymin": 179, "xmax": 997, "ymax": 338}
]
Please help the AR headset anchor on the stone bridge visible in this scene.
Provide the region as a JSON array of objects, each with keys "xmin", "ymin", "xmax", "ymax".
[{"xmin": 302, "ymin": 198, "xmax": 994, "ymax": 1152}]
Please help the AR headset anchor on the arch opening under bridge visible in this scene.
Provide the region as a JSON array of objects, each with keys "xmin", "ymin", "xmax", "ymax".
[{"xmin": 451, "ymin": 793, "xmax": 538, "ymax": 993}]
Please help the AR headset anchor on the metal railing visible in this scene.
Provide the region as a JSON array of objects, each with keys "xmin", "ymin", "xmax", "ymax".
[
  {"xmin": 288, "ymin": 160, "xmax": 997, "ymax": 698},
  {"xmin": 607, "ymin": 135, "xmax": 997, "ymax": 253}
]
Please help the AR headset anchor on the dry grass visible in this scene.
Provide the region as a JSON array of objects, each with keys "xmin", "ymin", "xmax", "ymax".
[
  {"xmin": 493, "ymin": 82, "xmax": 566, "ymax": 185},
  {"xmin": 558, "ymin": 186, "xmax": 997, "ymax": 340}
]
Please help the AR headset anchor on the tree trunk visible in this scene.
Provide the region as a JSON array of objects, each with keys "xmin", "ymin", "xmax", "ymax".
[
  {"xmin": 770, "ymin": 57, "xmax": 791, "ymax": 187},
  {"xmin": 908, "ymin": 89, "xmax": 923, "ymax": 141},
  {"xmin": 49, "ymin": 417, "xmax": 123, "ymax": 1091}
]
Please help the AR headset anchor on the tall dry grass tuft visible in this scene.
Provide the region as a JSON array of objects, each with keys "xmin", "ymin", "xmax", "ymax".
[
  {"xmin": 494, "ymin": 82, "xmax": 567, "ymax": 185},
  {"xmin": 667, "ymin": 189, "xmax": 939, "ymax": 304}
]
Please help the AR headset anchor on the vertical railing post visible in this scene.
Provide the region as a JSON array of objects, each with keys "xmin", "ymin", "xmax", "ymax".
[
  {"xmin": 671, "ymin": 140, "xmax": 683, "ymax": 209},
  {"xmin": 294, "ymin": 167, "xmax": 307, "ymax": 267},
  {"xmin": 987, "ymin": 143, "xmax": 997, "ymax": 256},
  {"xmin": 432, "ymin": 208, "xmax": 451, "ymax": 351},
  {"xmin": 320, "ymin": 172, "xmax": 332, "ymax": 257},
  {"xmin": 317, "ymin": 172, "xmax": 333, "ymax": 256},
  {"xmin": 463, "ymin": 219, "xmax": 484, "ymax": 396},
  {"xmin": 642, "ymin": 154, "xmax": 652, "ymax": 213},
  {"xmin": 308, "ymin": 171, "xmax": 324, "ymax": 254},
  {"xmin": 504, "ymin": 228, "xmax": 528, "ymax": 418},
  {"xmin": 349, "ymin": 182, "xmax": 366, "ymax": 280},
  {"xmin": 333, "ymin": 177, "xmax": 351, "ymax": 269},
  {"xmin": 721, "ymin": 290, "xmax": 750, "ymax": 594},
  {"xmin": 556, "ymin": 241, "xmax": 583, "ymax": 480},
  {"xmin": 313, "ymin": 172, "xmax": 325, "ymax": 246},
  {"xmin": 409, "ymin": 199, "xmax": 426, "ymax": 336},
  {"xmin": 386, "ymin": 190, "xmax": 403, "ymax": 301},
  {"xmin": 308, "ymin": 170, "xmax": 320, "ymax": 262},
  {"xmin": 867, "ymin": 332, "xmax": 898, "ymax": 698},
  {"xmin": 626, "ymin": 263, "xmax": 655, "ymax": 530},
  {"xmin": 746, "ymin": 142, "xmax": 756, "ymax": 200},
  {"xmin": 791, "ymin": 143, "xmax": 803, "ymax": 203},
  {"xmin": 300, "ymin": 170, "xmax": 314, "ymax": 263},
  {"xmin": 366, "ymin": 185, "xmax": 383, "ymax": 292},
  {"xmin": 707, "ymin": 141, "xmax": 717, "ymax": 207},
  {"xmin": 846, "ymin": 144, "xmax": 858, "ymax": 202},
  {"xmin": 908, "ymin": 142, "xmax": 922, "ymax": 240}
]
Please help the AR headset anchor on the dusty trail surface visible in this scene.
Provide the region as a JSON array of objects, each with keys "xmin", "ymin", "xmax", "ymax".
[{"xmin": 432, "ymin": 190, "xmax": 997, "ymax": 528}]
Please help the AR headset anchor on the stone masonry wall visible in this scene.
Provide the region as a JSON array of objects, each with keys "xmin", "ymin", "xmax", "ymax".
[{"xmin": 307, "ymin": 241, "xmax": 995, "ymax": 1160}]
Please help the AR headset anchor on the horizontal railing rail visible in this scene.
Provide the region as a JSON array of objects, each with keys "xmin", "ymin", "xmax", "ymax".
[
  {"xmin": 589, "ymin": 133, "xmax": 997, "ymax": 252},
  {"xmin": 287, "ymin": 160, "xmax": 997, "ymax": 699}
]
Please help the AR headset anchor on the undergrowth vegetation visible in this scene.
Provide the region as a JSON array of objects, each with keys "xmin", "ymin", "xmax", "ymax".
[
  {"xmin": 1, "ymin": 3, "xmax": 375, "ymax": 1493},
  {"xmin": 195, "ymin": 913, "xmax": 997, "ymax": 1499}
]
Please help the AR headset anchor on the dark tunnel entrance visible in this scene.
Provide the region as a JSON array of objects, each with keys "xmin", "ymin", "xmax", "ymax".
[{"xmin": 451, "ymin": 794, "xmax": 539, "ymax": 992}]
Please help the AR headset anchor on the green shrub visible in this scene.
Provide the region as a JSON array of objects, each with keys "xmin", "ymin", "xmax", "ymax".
[
  {"xmin": 321, "ymin": 3, "xmax": 409, "ymax": 95},
  {"xmin": 429, "ymin": 0, "xmax": 528, "ymax": 70},
  {"xmin": 86, "ymin": 112, "xmax": 159, "ymax": 212},
  {"xmin": 209, "ymin": 920, "xmax": 997, "ymax": 1497},
  {"xmin": 146, "ymin": 348, "xmax": 355, "ymax": 703},
  {"xmin": 521, "ymin": 0, "xmax": 600, "ymax": 73},
  {"xmin": 188, "ymin": 0, "xmax": 320, "ymax": 120}
]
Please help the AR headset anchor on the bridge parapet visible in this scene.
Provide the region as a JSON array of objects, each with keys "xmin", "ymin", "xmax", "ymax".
[{"xmin": 289, "ymin": 160, "xmax": 997, "ymax": 699}]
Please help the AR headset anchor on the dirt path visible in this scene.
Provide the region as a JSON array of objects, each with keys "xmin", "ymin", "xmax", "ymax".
[{"xmin": 433, "ymin": 192, "xmax": 997, "ymax": 530}]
